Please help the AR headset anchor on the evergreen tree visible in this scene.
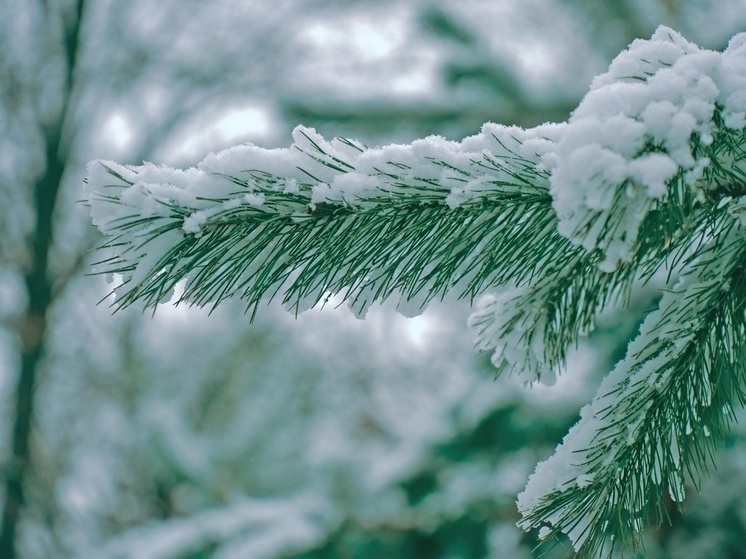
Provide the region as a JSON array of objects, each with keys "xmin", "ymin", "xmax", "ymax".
[{"xmin": 85, "ymin": 27, "xmax": 746, "ymax": 557}]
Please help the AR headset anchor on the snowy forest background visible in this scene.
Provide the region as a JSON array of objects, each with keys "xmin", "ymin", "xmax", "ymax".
[{"xmin": 3, "ymin": 1, "xmax": 746, "ymax": 558}]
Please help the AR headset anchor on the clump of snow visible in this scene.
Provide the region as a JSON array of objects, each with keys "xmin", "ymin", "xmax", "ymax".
[
  {"xmin": 628, "ymin": 154, "xmax": 679, "ymax": 199},
  {"xmin": 548, "ymin": 26, "xmax": 746, "ymax": 271},
  {"xmin": 575, "ymin": 473, "xmax": 594, "ymax": 489},
  {"xmin": 445, "ymin": 175, "xmax": 495, "ymax": 209},
  {"xmin": 182, "ymin": 212, "xmax": 208, "ymax": 234},
  {"xmin": 182, "ymin": 197, "xmax": 245, "ymax": 234}
]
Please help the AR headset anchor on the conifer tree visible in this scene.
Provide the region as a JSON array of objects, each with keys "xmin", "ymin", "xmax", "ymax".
[{"xmin": 85, "ymin": 27, "xmax": 746, "ymax": 557}]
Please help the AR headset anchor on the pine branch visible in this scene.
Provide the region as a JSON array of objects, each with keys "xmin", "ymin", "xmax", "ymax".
[
  {"xmin": 86, "ymin": 124, "xmax": 564, "ymax": 318},
  {"xmin": 518, "ymin": 210, "xmax": 746, "ymax": 556},
  {"xmin": 84, "ymin": 26, "xmax": 746, "ymax": 557}
]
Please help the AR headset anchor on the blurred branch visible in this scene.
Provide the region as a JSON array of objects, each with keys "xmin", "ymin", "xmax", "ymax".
[
  {"xmin": 89, "ymin": 494, "xmax": 334, "ymax": 559},
  {"xmin": 283, "ymin": 4, "xmax": 578, "ymax": 143},
  {"xmin": 282, "ymin": 99, "xmax": 575, "ymax": 139},
  {"xmin": 558, "ymin": 0, "xmax": 652, "ymax": 58},
  {"xmin": 0, "ymin": 0, "xmax": 86, "ymax": 556},
  {"xmin": 420, "ymin": 6, "xmax": 476, "ymax": 46}
]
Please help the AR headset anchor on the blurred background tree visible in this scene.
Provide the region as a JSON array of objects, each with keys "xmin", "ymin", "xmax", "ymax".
[{"xmin": 1, "ymin": 1, "xmax": 746, "ymax": 557}]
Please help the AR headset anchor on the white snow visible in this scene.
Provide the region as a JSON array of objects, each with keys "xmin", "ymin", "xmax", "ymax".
[
  {"xmin": 87, "ymin": 119, "xmax": 560, "ymax": 234},
  {"xmin": 627, "ymin": 154, "xmax": 679, "ymax": 199},
  {"xmin": 547, "ymin": 26, "xmax": 746, "ymax": 270}
]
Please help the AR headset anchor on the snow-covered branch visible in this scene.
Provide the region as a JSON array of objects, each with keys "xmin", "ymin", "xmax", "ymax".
[
  {"xmin": 85, "ymin": 26, "xmax": 746, "ymax": 557},
  {"xmin": 86, "ymin": 121, "xmax": 561, "ymax": 317},
  {"xmin": 518, "ymin": 219, "xmax": 746, "ymax": 554}
]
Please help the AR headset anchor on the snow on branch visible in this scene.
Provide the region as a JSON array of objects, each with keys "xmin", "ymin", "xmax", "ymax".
[
  {"xmin": 85, "ymin": 26, "xmax": 746, "ymax": 557},
  {"xmin": 551, "ymin": 26, "xmax": 746, "ymax": 271},
  {"xmin": 87, "ymin": 121, "xmax": 563, "ymax": 319}
]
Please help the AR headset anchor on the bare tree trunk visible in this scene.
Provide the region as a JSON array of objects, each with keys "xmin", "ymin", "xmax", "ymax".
[{"xmin": 0, "ymin": 1, "xmax": 85, "ymax": 556}]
